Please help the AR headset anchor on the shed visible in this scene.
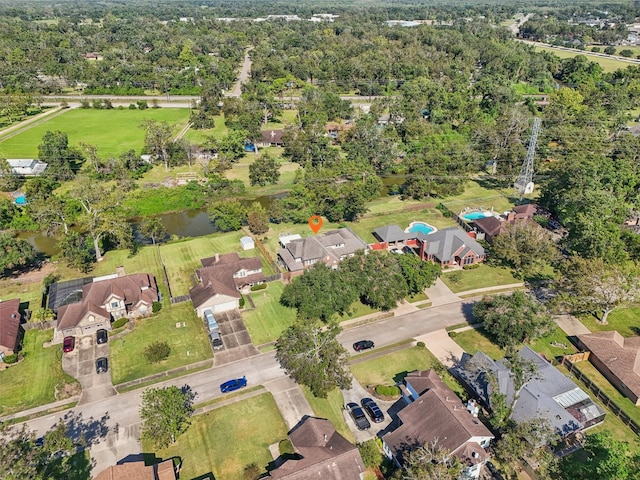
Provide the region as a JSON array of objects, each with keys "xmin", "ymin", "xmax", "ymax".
[{"xmin": 240, "ymin": 236, "xmax": 255, "ymax": 250}]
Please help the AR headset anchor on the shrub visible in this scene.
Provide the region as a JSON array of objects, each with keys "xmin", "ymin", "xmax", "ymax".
[
  {"xmin": 279, "ymin": 439, "xmax": 294, "ymax": 455},
  {"xmin": 144, "ymin": 340, "xmax": 171, "ymax": 363},
  {"xmin": 128, "ymin": 103, "xmax": 137, "ymax": 110},
  {"xmin": 243, "ymin": 463, "xmax": 261, "ymax": 480},
  {"xmin": 463, "ymin": 264, "xmax": 480, "ymax": 270},
  {"xmin": 375, "ymin": 385, "xmax": 400, "ymax": 397},
  {"xmin": 358, "ymin": 440, "xmax": 383, "ymax": 467},
  {"xmin": 3, "ymin": 353, "xmax": 18, "ymax": 364},
  {"xmin": 112, "ymin": 317, "xmax": 128, "ymax": 329},
  {"xmin": 250, "ymin": 283, "xmax": 267, "ymax": 292},
  {"xmin": 152, "ymin": 301, "xmax": 162, "ymax": 314},
  {"xmin": 239, "ymin": 296, "xmax": 246, "ymax": 308},
  {"xmin": 448, "ymin": 331, "xmax": 458, "ymax": 338},
  {"xmin": 416, "ymin": 341, "xmax": 426, "ymax": 348},
  {"xmin": 137, "ymin": 100, "xmax": 148, "ymax": 110}
]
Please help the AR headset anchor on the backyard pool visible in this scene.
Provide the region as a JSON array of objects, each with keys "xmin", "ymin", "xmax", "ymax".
[
  {"xmin": 14, "ymin": 195, "xmax": 27, "ymax": 205},
  {"xmin": 406, "ymin": 221, "xmax": 436, "ymax": 235},
  {"xmin": 461, "ymin": 211, "xmax": 493, "ymax": 221}
]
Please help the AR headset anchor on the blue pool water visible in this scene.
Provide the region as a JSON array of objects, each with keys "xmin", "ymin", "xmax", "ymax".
[
  {"xmin": 14, "ymin": 195, "xmax": 27, "ymax": 205},
  {"xmin": 462, "ymin": 211, "xmax": 492, "ymax": 221},
  {"xmin": 408, "ymin": 222, "xmax": 435, "ymax": 235}
]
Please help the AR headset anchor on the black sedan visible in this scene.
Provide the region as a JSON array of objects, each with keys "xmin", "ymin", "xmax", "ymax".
[
  {"xmin": 96, "ymin": 329, "xmax": 108, "ymax": 345},
  {"xmin": 353, "ymin": 340, "xmax": 375, "ymax": 352},
  {"xmin": 96, "ymin": 357, "xmax": 108, "ymax": 374},
  {"xmin": 220, "ymin": 376, "xmax": 247, "ymax": 393},
  {"xmin": 361, "ymin": 397, "xmax": 384, "ymax": 423},
  {"xmin": 346, "ymin": 402, "xmax": 371, "ymax": 430}
]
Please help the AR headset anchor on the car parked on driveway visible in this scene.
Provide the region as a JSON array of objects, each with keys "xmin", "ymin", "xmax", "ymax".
[
  {"xmin": 96, "ymin": 329, "xmax": 108, "ymax": 345},
  {"xmin": 63, "ymin": 336, "xmax": 75, "ymax": 353},
  {"xmin": 402, "ymin": 246, "xmax": 416, "ymax": 255},
  {"xmin": 353, "ymin": 340, "xmax": 375, "ymax": 352},
  {"xmin": 346, "ymin": 402, "xmax": 371, "ymax": 430},
  {"xmin": 220, "ymin": 376, "xmax": 247, "ymax": 393},
  {"xmin": 95, "ymin": 357, "xmax": 108, "ymax": 374},
  {"xmin": 361, "ymin": 397, "xmax": 384, "ymax": 423}
]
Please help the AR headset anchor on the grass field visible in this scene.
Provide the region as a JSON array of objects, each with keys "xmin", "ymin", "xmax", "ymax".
[
  {"xmin": 578, "ymin": 307, "xmax": 640, "ymax": 337},
  {"xmin": 533, "ymin": 45, "xmax": 635, "ymax": 73},
  {"xmin": 109, "ymin": 302, "xmax": 212, "ymax": 385},
  {"xmin": 0, "ymin": 329, "xmax": 79, "ymax": 416},
  {"xmin": 183, "ymin": 115, "xmax": 228, "ymax": 143},
  {"xmin": 301, "ymin": 386, "xmax": 354, "ymax": 444},
  {"xmin": 148, "ymin": 393, "xmax": 288, "ymax": 480},
  {"xmin": 350, "ymin": 346, "xmax": 467, "ymax": 399},
  {"xmin": 439, "ymin": 264, "xmax": 521, "ymax": 293},
  {"xmin": 0, "ymin": 108, "xmax": 191, "ymax": 158},
  {"xmin": 243, "ymin": 281, "xmax": 296, "ymax": 346}
]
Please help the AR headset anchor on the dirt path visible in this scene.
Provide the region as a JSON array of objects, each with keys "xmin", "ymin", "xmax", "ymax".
[{"xmin": 0, "ymin": 262, "xmax": 56, "ymax": 289}]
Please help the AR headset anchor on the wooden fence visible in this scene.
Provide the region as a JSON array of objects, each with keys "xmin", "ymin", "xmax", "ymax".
[{"xmin": 565, "ymin": 361, "xmax": 640, "ymax": 435}]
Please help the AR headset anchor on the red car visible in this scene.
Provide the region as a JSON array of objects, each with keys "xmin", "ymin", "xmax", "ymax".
[{"xmin": 63, "ymin": 336, "xmax": 75, "ymax": 353}]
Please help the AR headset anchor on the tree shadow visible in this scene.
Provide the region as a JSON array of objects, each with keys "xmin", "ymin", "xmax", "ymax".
[
  {"xmin": 59, "ymin": 411, "xmax": 110, "ymax": 448},
  {"xmin": 49, "ymin": 448, "xmax": 94, "ymax": 480},
  {"xmin": 392, "ymin": 370, "xmax": 410, "ymax": 384},
  {"xmin": 631, "ymin": 326, "xmax": 640, "ymax": 337}
]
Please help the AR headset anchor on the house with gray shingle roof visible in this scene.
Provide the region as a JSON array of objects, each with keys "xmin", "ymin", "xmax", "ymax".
[
  {"xmin": 382, "ymin": 370, "xmax": 493, "ymax": 479},
  {"xmin": 417, "ymin": 227, "xmax": 485, "ymax": 267},
  {"xmin": 277, "ymin": 228, "xmax": 368, "ymax": 273},
  {"xmin": 455, "ymin": 347, "xmax": 605, "ymax": 441}
]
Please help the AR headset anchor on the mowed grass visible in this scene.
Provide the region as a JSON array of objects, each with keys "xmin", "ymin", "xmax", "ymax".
[
  {"xmin": 533, "ymin": 46, "xmax": 635, "ymax": 73},
  {"xmin": 0, "ymin": 329, "xmax": 79, "ymax": 416},
  {"xmin": 350, "ymin": 346, "xmax": 466, "ymax": 399},
  {"xmin": 0, "ymin": 276, "xmax": 43, "ymax": 313},
  {"xmin": 579, "ymin": 307, "xmax": 640, "ymax": 337},
  {"xmin": 149, "ymin": 393, "xmax": 288, "ymax": 480},
  {"xmin": 301, "ymin": 386, "xmax": 354, "ymax": 444},
  {"xmin": 439, "ymin": 264, "xmax": 521, "ymax": 293},
  {"xmin": 109, "ymin": 302, "xmax": 212, "ymax": 385},
  {"xmin": 0, "ymin": 108, "xmax": 191, "ymax": 158},
  {"xmin": 183, "ymin": 115, "xmax": 228, "ymax": 143},
  {"xmin": 243, "ymin": 281, "xmax": 296, "ymax": 346}
]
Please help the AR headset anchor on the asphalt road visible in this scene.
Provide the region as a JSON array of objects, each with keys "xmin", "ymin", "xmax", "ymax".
[{"xmin": 21, "ymin": 298, "xmax": 476, "ymax": 471}]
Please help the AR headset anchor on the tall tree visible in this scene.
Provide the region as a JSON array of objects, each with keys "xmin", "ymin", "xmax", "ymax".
[
  {"xmin": 395, "ymin": 253, "xmax": 441, "ymax": 295},
  {"xmin": 473, "ymin": 292, "xmax": 555, "ymax": 348},
  {"xmin": 139, "ymin": 217, "xmax": 168, "ymax": 246},
  {"xmin": 58, "ymin": 231, "xmax": 94, "ymax": 273},
  {"xmin": 246, "ymin": 202, "xmax": 269, "ymax": 235},
  {"xmin": 141, "ymin": 120, "xmax": 173, "ymax": 170},
  {"xmin": 27, "ymin": 195, "xmax": 74, "ymax": 236},
  {"xmin": 140, "ymin": 385, "xmax": 196, "ymax": 448},
  {"xmin": 69, "ymin": 176, "xmax": 132, "ymax": 262},
  {"xmin": 554, "ymin": 256, "xmax": 640, "ymax": 324},
  {"xmin": 208, "ymin": 199, "xmax": 247, "ymax": 232},
  {"xmin": 37, "ymin": 131, "xmax": 83, "ymax": 181},
  {"xmin": 275, "ymin": 321, "xmax": 351, "ymax": 398},
  {"xmin": 0, "ymin": 158, "xmax": 20, "ymax": 192},
  {"xmin": 248, "ymin": 153, "xmax": 280, "ymax": 186},
  {"xmin": 391, "ymin": 441, "xmax": 462, "ymax": 480},
  {"xmin": 490, "ymin": 221, "xmax": 559, "ymax": 278},
  {"xmin": 0, "ymin": 232, "xmax": 38, "ymax": 277}
]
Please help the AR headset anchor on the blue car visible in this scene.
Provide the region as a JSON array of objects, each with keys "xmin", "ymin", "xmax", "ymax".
[{"xmin": 220, "ymin": 376, "xmax": 247, "ymax": 393}]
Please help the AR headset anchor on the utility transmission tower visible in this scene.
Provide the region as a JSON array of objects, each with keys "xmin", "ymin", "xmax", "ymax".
[{"xmin": 514, "ymin": 117, "xmax": 541, "ymax": 200}]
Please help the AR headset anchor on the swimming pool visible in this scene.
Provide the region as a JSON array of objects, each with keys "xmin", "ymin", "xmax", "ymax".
[
  {"xmin": 14, "ymin": 195, "xmax": 27, "ymax": 205},
  {"xmin": 406, "ymin": 221, "xmax": 436, "ymax": 235},
  {"xmin": 461, "ymin": 211, "xmax": 492, "ymax": 221}
]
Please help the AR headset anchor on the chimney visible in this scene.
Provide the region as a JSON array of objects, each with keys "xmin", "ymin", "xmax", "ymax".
[
  {"xmin": 324, "ymin": 434, "xmax": 327, "ymax": 442},
  {"xmin": 215, "ymin": 252, "xmax": 220, "ymax": 263}
]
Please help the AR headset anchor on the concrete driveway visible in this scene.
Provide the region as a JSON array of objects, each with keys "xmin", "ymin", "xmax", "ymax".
[
  {"xmin": 213, "ymin": 309, "xmax": 259, "ymax": 366},
  {"xmin": 62, "ymin": 335, "xmax": 117, "ymax": 406},
  {"xmin": 341, "ymin": 376, "xmax": 394, "ymax": 443},
  {"xmin": 416, "ymin": 329, "xmax": 465, "ymax": 368}
]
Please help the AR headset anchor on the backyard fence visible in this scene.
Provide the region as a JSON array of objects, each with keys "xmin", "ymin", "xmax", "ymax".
[
  {"xmin": 565, "ymin": 361, "xmax": 640, "ymax": 436},
  {"xmin": 264, "ymin": 273, "xmax": 282, "ymax": 282}
]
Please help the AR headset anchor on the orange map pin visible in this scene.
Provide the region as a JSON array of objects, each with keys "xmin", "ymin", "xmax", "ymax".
[{"xmin": 308, "ymin": 215, "xmax": 322, "ymax": 234}]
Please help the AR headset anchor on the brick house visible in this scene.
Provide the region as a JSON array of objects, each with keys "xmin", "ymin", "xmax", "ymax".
[
  {"xmin": 0, "ymin": 298, "xmax": 22, "ymax": 359},
  {"xmin": 416, "ymin": 227, "xmax": 485, "ymax": 267}
]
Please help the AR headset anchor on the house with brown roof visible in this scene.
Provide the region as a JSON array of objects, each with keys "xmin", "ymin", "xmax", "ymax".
[
  {"xmin": 258, "ymin": 129, "xmax": 285, "ymax": 147},
  {"xmin": 382, "ymin": 370, "xmax": 493, "ymax": 480},
  {"xmin": 94, "ymin": 459, "xmax": 176, "ymax": 480},
  {"xmin": 277, "ymin": 228, "xmax": 368, "ymax": 273},
  {"xmin": 268, "ymin": 416, "xmax": 366, "ymax": 480},
  {"xmin": 189, "ymin": 252, "xmax": 265, "ymax": 316},
  {"xmin": 0, "ymin": 298, "xmax": 22, "ymax": 359},
  {"xmin": 472, "ymin": 204, "xmax": 538, "ymax": 243},
  {"xmin": 55, "ymin": 273, "xmax": 159, "ymax": 339},
  {"xmin": 576, "ymin": 331, "xmax": 640, "ymax": 406}
]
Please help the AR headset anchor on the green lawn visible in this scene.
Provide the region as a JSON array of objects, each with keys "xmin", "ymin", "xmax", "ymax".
[
  {"xmin": 243, "ymin": 281, "xmax": 296, "ymax": 346},
  {"xmin": 452, "ymin": 326, "xmax": 576, "ymax": 363},
  {"xmin": 440, "ymin": 178, "xmax": 520, "ymax": 214},
  {"xmin": 183, "ymin": 115, "xmax": 228, "ymax": 143},
  {"xmin": 0, "ymin": 276, "xmax": 43, "ymax": 313},
  {"xmin": 350, "ymin": 346, "xmax": 467, "ymax": 399},
  {"xmin": 148, "ymin": 393, "xmax": 288, "ymax": 480},
  {"xmin": 0, "ymin": 108, "xmax": 191, "ymax": 158},
  {"xmin": 579, "ymin": 307, "xmax": 640, "ymax": 337},
  {"xmin": 439, "ymin": 264, "xmax": 521, "ymax": 293},
  {"xmin": 533, "ymin": 46, "xmax": 635, "ymax": 73},
  {"xmin": 0, "ymin": 329, "xmax": 79, "ymax": 416},
  {"xmin": 109, "ymin": 303, "xmax": 212, "ymax": 385},
  {"xmin": 301, "ymin": 386, "xmax": 354, "ymax": 444}
]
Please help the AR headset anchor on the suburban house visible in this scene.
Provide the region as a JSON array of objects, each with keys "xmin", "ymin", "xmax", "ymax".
[
  {"xmin": 472, "ymin": 204, "xmax": 538, "ymax": 243},
  {"xmin": 576, "ymin": 331, "xmax": 640, "ymax": 406},
  {"xmin": 456, "ymin": 347, "xmax": 606, "ymax": 440},
  {"xmin": 325, "ymin": 122, "xmax": 352, "ymax": 140},
  {"xmin": 416, "ymin": 227, "xmax": 485, "ymax": 267},
  {"xmin": 268, "ymin": 416, "xmax": 366, "ymax": 480},
  {"xmin": 6, "ymin": 159, "xmax": 48, "ymax": 176},
  {"xmin": 55, "ymin": 273, "xmax": 159, "ymax": 339},
  {"xmin": 94, "ymin": 459, "xmax": 176, "ymax": 480},
  {"xmin": 189, "ymin": 252, "xmax": 265, "ymax": 316},
  {"xmin": 277, "ymin": 228, "xmax": 368, "ymax": 273},
  {"xmin": 0, "ymin": 298, "xmax": 22, "ymax": 359},
  {"xmin": 382, "ymin": 370, "xmax": 494, "ymax": 480},
  {"xmin": 258, "ymin": 129, "xmax": 285, "ymax": 147}
]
